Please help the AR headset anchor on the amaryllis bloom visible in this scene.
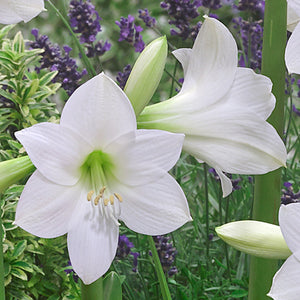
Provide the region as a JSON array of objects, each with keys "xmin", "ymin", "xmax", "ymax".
[
  {"xmin": 14, "ymin": 73, "xmax": 191, "ymax": 284},
  {"xmin": 285, "ymin": 0, "xmax": 300, "ymax": 73},
  {"xmin": 268, "ymin": 203, "xmax": 300, "ymax": 299},
  {"xmin": 0, "ymin": 0, "xmax": 44, "ymax": 24},
  {"xmin": 138, "ymin": 17, "xmax": 287, "ymax": 197}
]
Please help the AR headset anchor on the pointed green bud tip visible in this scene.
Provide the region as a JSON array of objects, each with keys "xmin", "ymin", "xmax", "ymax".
[
  {"xmin": 215, "ymin": 220, "xmax": 292, "ymax": 259},
  {"xmin": 124, "ymin": 36, "xmax": 168, "ymax": 116},
  {"xmin": 0, "ymin": 156, "xmax": 35, "ymax": 193}
]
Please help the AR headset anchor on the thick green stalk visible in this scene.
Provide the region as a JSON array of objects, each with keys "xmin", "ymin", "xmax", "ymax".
[
  {"xmin": 248, "ymin": 1, "xmax": 287, "ymax": 299},
  {"xmin": 47, "ymin": 0, "xmax": 97, "ymax": 77},
  {"xmin": 81, "ymin": 277, "xmax": 104, "ymax": 300},
  {"xmin": 147, "ymin": 236, "xmax": 172, "ymax": 300}
]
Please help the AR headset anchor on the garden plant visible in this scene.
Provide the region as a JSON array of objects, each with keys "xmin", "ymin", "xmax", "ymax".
[{"xmin": 0, "ymin": 0, "xmax": 299, "ymax": 299}]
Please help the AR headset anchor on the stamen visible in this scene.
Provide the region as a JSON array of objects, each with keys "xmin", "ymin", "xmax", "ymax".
[
  {"xmin": 114, "ymin": 193, "xmax": 123, "ymax": 202},
  {"xmin": 109, "ymin": 194, "xmax": 114, "ymax": 205},
  {"xmin": 104, "ymin": 198, "xmax": 109, "ymax": 206},
  {"xmin": 94, "ymin": 194, "xmax": 101, "ymax": 206},
  {"xmin": 99, "ymin": 186, "xmax": 106, "ymax": 197},
  {"xmin": 87, "ymin": 190, "xmax": 94, "ymax": 201}
]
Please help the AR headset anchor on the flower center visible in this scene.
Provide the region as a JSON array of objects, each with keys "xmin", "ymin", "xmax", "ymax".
[{"xmin": 80, "ymin": 150, "xmax": 122, "ymax": 225}]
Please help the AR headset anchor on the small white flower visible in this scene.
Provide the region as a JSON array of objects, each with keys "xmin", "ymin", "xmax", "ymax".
[
  {"xmin": 138, "ymin": 17, "xmax": 287, "ymax": 197},
  {"xmin": 268, "ymin": 203, "xmax": 300, "ymax": 300},
  {"xmin": 14, "ymin": 73, "xmax": 191, "ymax": 284},
  {"xmin": 0, "ymin": 0, "xmax": 44, "ymax": 24},
  {"xmin": 285, "ymin": 0, "xmax": 300, "ymax": 73}
]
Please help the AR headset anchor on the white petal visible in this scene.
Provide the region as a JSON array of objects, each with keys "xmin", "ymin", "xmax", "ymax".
[
  {"xmin": 279, "ymin": 203, "xmax": 300, "ymax": 254},
  {"xmin": 15, "ymin": 170, "xmax": 80, "ymax": 238},
  {"xmin": 172, "ymin": 48, "xmax": 192, "ymax": 78},
  {"xmin": 0, "ymin": 0, "xmax": 44, "ymax": 24},
  {"xmin": 15, "ymin": 122, "xmax": 92, "ymax": 186},
  {"xmin": 68, "ymin": 199, "xmax": 119, "ymax": 285},
  {"xmin": 287, "ymin": 2, "xmax": 300, "ymax": 31},
  {"xmin": 183, "ymin": 114, "xmax": 286, "ymax": 175},
  {"xmin": 268, "ymin": 254, "xmax": 300, "ymax": 300},
  {"xmin": 118, "ymin": 174, "xmax": 192, "ymax": 235},
  {"xmin": 108, "ymin": 130, "xmax": 184, "ymax": 186},
  {"xmin": 60, "ymin": 73, "xmax": 136, "ymax": 149},
  {"xmin": 178, "ymin": 17, "xmax": 237, "ymax": 108},
  {"xmin": 227, "ymin": 68, "xmax": 275, "ymax": 120},
  {"xmin": 215, "ymin": 168, "xmax": 233, "ymax": 197},
  {"xmin": 285, "ymin": 23, "xmax": 300, "ymax": 74}
]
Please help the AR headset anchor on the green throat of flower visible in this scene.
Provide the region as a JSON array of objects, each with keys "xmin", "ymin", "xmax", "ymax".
[{"xmin": 80, "ymin": 150, "xmax": 122, "ymax": 225}]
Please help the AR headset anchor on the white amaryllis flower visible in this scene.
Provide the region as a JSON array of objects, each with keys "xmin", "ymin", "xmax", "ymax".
[
  {"xmin": 0, "ymin": 0, "xmax": 44, "ymax": 24},
  {"xmin": 14, "ymin": 73, "xmax": 191, "ymax": 285},
  {"xmin": 286, "ymin": 0, "xmax": 300, "ymax": 73},
  {"xmin": 138, "ymin": 17, "xmax": 287, "ymax": 197},
  {"xmin": 268, "ymin": 203, "xmax": 300, "ymax": 300}
]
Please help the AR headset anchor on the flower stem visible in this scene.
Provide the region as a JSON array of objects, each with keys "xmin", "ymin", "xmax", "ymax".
[
  {"xmin": 81, "ymin": 277, "xmax": 104, "ymax": 300},
  {"xmin": 248, "ymin": 1, "xmax": 287, "ymax": 299},
  {"xmin": 148, "ymin": 236, "xmax": 172, "ymax": 300},
  {"xmin": 46, "ymin": 0, "xmax": 97, "ymax": 77}
]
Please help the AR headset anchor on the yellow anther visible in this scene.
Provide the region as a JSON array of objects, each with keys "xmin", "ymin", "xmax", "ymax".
[
  {"xmin": 109, "ymin": 195, "xmax": 114, "ymax": 205},
  {"xmin": 104, "ymin": 198, "xmax": 109, "ymax": 206},
  {"xmin": 94, "ymin": 194, "xmax": 102, "ymax": 205},
  {"xmin": 87, "ymin": 190, "xmax": 94, "ymax": 201},
  {"xmin": 114, "ymin": 193, "xmax": 123, "ymax": 202},
  {"xmin": 99, "ymin": 186, "xmax": 106, "ymax": 197}
]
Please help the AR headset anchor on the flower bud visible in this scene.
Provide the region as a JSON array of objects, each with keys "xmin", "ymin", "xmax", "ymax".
[
  {"xmin": 124, "ymin": 36, "xmax": 168, "ymax": 116},
  {"xmin": 0, "ymin": 156, "xmax": 35, "ymax": 193},
  {"xmin": 215, "ymin": 220, "xmax": 291, "ymax": 259}
]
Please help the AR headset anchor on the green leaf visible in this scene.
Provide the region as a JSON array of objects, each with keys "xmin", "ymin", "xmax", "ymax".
[
  {"xmin": 0, "ymin": 25, "xmax": 15, "ymax": 40},
  {"xmin": 12, "ymin": 240, "xmax": 27, "ymax": 258},
  {"xmin": 11, "ymin": 267, "xmax": 27, "ymax": 280},
  {"xmin": 39, "ymin": 71, "xmax": 58, "ymax": 86},
  {"xmin": 11, "ymin": 261, "xmax": 33, "ymax": 273},
  {"xmin": 3, "ymin": 261, "xmax": 11, "ymax": 277},
  {"xmin": 103, "ymin": 271, "xmax": 122, "ymax": 300},
  {"xmin": 230, "ymin": 289, "xmax": 248, "ymax": 298},
  {"xmin": 12, "ymin": 31, "xmax": 25, "ymax": 53}
]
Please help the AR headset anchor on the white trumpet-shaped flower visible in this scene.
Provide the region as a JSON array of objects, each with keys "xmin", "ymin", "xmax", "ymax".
[
  {"xmin": 285, "ymin": 0, "xmax": 300, "ymax": 73},
  {"xmin": 138, "ymin": 17, "xmax": 287, "ymax": 197},
  {"xmin": 0, "ymin": 0, "xmax": 44, "ymax": 24},
  {"xmin": 268, "ymin": 203, "xmax": 300, "ymax": 300},
  {"xmin": 14, "ymin": 73, "xmax": 191, "ymax": 285}
]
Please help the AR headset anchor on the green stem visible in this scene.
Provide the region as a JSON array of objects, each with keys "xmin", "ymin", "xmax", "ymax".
[
  {"xmin": 46, "ymin": 0, "xmax": 97, "ymax": 77},
  {"xmin": 81, "ymin": 277, "xmax": 104, "ymax": 300},
  {"xmin": 147, "ymin": 236, "xmax": 172, "ymax": 300},
  {"xmin": 248, "ymin": 1, "xmax": 287, "ymax": 299}
]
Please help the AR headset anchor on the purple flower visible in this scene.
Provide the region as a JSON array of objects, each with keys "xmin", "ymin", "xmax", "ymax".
[
  {"xmin": 69, "ymin": 0, "xmax": 101, "ymax": 44},
  {"xmin": 161, "ymin": 0, "xmax": 202, "ymax": 40},
  {"xmin": 115, "ymin": 15, "xmax": 145, "ymax": 52},
  {"xmin": 281, "ymin": 182, "xmax": 300, "ymax": 205},
  {"xmin": 68, "ymin": 0, "xmax": 111, "ymax": 58},
  {"xmin": 202, "ymin": 0, "xmax": 222, "ymax": 10},
  {"xmin": 152, "ymin": 235, "xmax": 178, "ymax": 276},
  {"xmin": 116, "ymin": 235, "xmax": 140, "ymax": 272},
  {"xmin": 86, "ymin": 40, "xmax": 111, "ymax": 58},
  {"xmin": 28, "ymin": 29, "xmax": 86, "ymax": 96},
  {"xmin": 237, "ymin": 0, "xmax": 265, "ymax": 17},
  {"xmin": 232, "ymin": 17, "xmax": 263, "ymax": 70},
  {"xmin": 138, "ymin": 9, "xmax": 156, "ymax": 27},
  {"xmin": 116, "ymin": 64, "xmax": 132, "ymax": 90}
]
